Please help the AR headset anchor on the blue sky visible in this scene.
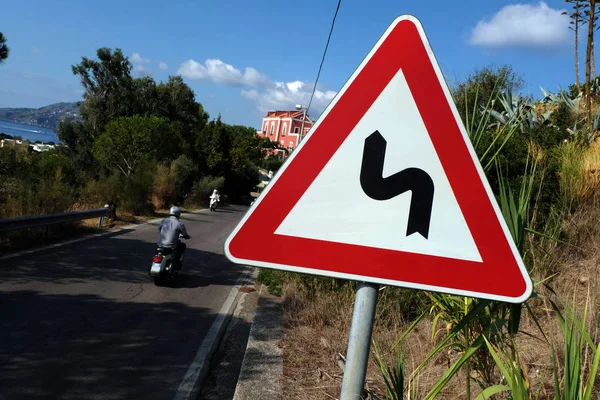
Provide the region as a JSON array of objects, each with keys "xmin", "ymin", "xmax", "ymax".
[{"xmin": 0, "ymin": 0, "xmax": 583, "ymax": 129}]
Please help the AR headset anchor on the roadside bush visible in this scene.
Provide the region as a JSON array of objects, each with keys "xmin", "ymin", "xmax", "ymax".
[
  {"xmin": 152, "ymin": 164, "xmax": 175, "ymax": 210},
  {"xmin": 0, "ymin": 177, "xmax": 21, "ymax": 218},
  {"xmin": 119, "ymin": 167, "xmax": 155, "ymax": 215},
  {"xmin": 257, "ymin": 268, "xmax": 287, "ymax": 296},
  {"xmin": 170, "ymin": 155, "xmax": 197, "ymax": 203},
  {"xmin": 35, "ymin": 170, "xmax": 76, "ymax": 214},
  {"xmin": 225, "ymin": 162, "xmax": 260, "ymax": 204},
  {"xmin": 187, "ymin": 175, "xmax": 225, "ymax": 207},
  {"xmin": 78, "ymin": 173, "xmax": 121, "ymax": 209},
  {"xmin": 558, "ymin": 141, "xmax": 587, "ymax": 212},
  {"xmin": 262, "ymin": 155, "xmax": 284, "ymax": 172}
]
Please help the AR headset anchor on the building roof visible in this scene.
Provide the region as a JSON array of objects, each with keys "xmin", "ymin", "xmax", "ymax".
[{"xmin": 264, "ymin": 110, "xmax": 314, "ymax": 123}]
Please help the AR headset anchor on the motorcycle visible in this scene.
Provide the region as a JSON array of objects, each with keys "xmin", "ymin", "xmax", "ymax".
[
  {"xmin": 209, "ymin": 197, "xmax": 218, "ymax": 211},
  {"xmin": 148, "ymin": 235, "xmax": 189, "ymax": 286}
]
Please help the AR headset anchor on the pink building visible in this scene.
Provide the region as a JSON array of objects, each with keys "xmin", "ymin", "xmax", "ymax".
[{"xmin": 256, "ymin": 110, "xmax": 315, "ymax": 151}]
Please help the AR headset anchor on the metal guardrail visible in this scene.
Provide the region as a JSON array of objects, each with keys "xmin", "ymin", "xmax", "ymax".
[{"xmin": 0, "ymin": 206, "xmax": 109, "ymax": 233}]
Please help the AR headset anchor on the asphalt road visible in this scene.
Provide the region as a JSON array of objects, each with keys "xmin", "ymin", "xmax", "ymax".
[{"xmin": 0, "ymin": 205, "xmax": 250, "ymax": 400}]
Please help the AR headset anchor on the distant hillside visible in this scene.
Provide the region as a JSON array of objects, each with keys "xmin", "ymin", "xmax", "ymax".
[{"xmin": 0, "ymin": 102, "xmax": 81, "ymax": 130}]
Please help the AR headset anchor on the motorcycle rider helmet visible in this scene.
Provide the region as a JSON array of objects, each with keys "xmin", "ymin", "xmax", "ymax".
[{"xmin": 169, "ymin": 206, "xmax": 181, "ymax": 218}]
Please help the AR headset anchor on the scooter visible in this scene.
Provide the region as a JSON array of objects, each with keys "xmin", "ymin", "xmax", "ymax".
[
  {"xmin": 209, "ymin": 197, "xmax": 218, "ymax": 211},
  {"xmin": 148, "ymin": 235, "xmax": 189, "ymax": 286}
]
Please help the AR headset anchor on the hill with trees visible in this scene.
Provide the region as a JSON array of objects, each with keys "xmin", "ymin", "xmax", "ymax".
[{"xmin": 0, "ymin": 102, "xmax": 81, "ymax": 130}]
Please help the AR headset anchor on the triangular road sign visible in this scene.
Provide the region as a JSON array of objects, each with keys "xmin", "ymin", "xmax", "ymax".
[{"xmin": 225, "ymin": 15, "xmax": 533, "ymax": 303}]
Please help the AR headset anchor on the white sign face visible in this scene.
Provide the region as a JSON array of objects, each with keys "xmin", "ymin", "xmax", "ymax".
[
  {"xmin": 224, "ymin": 15, "xmax": 533, "ymax": 304},
  {"xmin": 275, "ymin": 69, "xmax": 481, "ymax": 263}
]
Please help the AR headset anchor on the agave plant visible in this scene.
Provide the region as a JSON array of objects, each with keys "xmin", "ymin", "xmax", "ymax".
[
  {"xmin": 487, "ymin": 89, "xmax": 551, "ymax": 133},
  {"xmin": 540, "ymin": 86, "xmax": 583, "ymax": 112},
  {"xmin": 566, "ymin": 119, "xmax": 595, "ymax": 146}
]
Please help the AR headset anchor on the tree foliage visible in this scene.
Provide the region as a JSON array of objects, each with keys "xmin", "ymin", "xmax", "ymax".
[
  {"xmin": 0, "ymin": 32, "xmax": 9, "ymax": 65},
  {"xmin": 451, "ymin": 64, "xmax": 525, "ymax": 124},
  {"xmin": 49, "ymin": 46, "xmax": 265, "ymax": 211},
  {"xmin": 92, "ymin": 115, "xmax": 170, "ymax": 177}
]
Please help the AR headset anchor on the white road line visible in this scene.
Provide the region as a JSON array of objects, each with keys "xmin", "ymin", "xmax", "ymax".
[
  {"xmin": 172, "ymin": 267, "xmax": 252, "ymax": 400},
  {"xmin": 0, "ymin": 209, "xmax": 208, "ymax": 261}
]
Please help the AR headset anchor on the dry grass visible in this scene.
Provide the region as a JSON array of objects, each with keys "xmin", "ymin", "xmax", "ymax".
[
  {"xmin": 280, "ymin": 194, "xmax": 600, "ymax": 399},
  {"xmin": 281, "ymin": 282, "xmax": 486, "ymax": 399}
]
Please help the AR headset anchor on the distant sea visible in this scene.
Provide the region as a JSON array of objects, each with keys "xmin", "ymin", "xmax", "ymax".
[{"xmin": 0, "ymin": 120, "xmax": 59, "ymax": 143}]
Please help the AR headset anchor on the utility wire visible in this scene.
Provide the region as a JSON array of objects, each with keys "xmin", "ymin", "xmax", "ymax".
[{"xmin": 306, "ymin": 0, "xmax": 342, "ymax": 115}]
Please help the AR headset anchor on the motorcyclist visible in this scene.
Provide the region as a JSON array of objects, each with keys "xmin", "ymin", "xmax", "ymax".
[
  {"xmin": 157, "ymin": 206, "xmax": 190, "ymax": 269},
  {"xmin": 209, "ymin": 189, "xmax": 220, "ymax": 209}
]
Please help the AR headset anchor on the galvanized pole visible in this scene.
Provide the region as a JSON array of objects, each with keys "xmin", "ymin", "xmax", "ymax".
[{"xmin": 340, "ymin": 282, "xmax": 380, "ymax": 400}]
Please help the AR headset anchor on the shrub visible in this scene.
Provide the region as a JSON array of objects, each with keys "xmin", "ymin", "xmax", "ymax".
[
  {"xmin": 79, "ymin": 173, "xmax": 121, "ymax": 209},
  {"xmin": 257, "ymin": 268, "xmax": 287, "ymax": 296},
  {"xmin": 170, "ymin": 155, "xmax": 197, "ymax": 202},
  {"xmin": 262, "ymin": 155, "xmax": 284, "ymax": 172},
  {"xmin": 152, "ymin": 164, "xmax": 175, "ymax": 210},
  {"xmin": 558, "ymin": 141, "xmax": 587, "ymax": 211},
  {"xmin": 119, "ymin": 167, "xmax": 155, "ymax": 215},
  {"xmin": 187, "ymin": 175, "xmax": 225, "ymax": 207}
]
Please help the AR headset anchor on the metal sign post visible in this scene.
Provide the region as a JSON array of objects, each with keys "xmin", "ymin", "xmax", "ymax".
[{"xmin": 340, "ymin": 282, "xmax": 380, "ymax": 400}]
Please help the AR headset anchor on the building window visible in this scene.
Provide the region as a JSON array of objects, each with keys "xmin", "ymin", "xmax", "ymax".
[
  {"xmin": 263, "ymin": 123, "xmax": 268, "ymax": 134},
  {"xmin": 294, "ymin": 127, "xmax": 299, "ymax": 134},
  {"xmin": 270, "ymin": 123, "xmax": 274, "ymax": 135},
  {"xmin": 282, "ymin": 124, "xmax": 287, "ymax": 136}
]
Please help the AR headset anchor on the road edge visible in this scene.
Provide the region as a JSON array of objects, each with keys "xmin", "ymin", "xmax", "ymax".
[
  {"xmin": 232, "ymin": 283, "xmax": 284, "ymax": 400},
  {"xmin": 172, "ymin": 266, "xmax": 257, "ymax": 400}
]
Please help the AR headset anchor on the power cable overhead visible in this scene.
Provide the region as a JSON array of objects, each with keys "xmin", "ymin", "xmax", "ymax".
[{"xmin": 306, "ymin": 0, "xmax": 342, "ymax": 115}]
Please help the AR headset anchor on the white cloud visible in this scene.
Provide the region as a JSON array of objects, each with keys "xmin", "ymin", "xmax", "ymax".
[
  {"xmin": 177, "ymin": 58, "xmax": 337, "ymax": 117},
  {"xmin": 134, "ymin": 64, "xmax": 153, "ymax": 77},
  {"xmin": 177, "ymin": 59, "xmax": 272, "ymax": 87},
  {"xmin": 241, "ymin": 81, "xmax": 337, "ymax": 117},
  {"xmin": 131, "ymin": 52, "xmax": 150, "ymax": 63},
  {"xmin": 159, "ymin": 61, "xmax": 168, "ymax": 70},
  {"xmin": 469, "ymin": 1, "xmax": 569, "ymax": 49}
]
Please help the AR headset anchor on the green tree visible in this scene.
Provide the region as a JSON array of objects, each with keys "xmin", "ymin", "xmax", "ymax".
[
  {"xmin": 0, "ymin": 32, "xmax": 9, "ymax": 64},
  {"xmin": 132, "ymin": 76, "xmax": 161, "ymax": 117},
  {"xmin": 170, "ymin": 155, "xmax": 197, "ymax": 202},
  {"xmin": 225, "ymin": 124, "xmax": 261, "ymax": 201},
  {"xmin": 157, "ymin": 76, "xmax": 206, "ymax": 156},
  {"xmin": 451, "ymin": 64, "xmax": 525, "ymax": 125},
  {"xmin": 196, "ymin": 116, "xmax": 231, "ymax": 176},
  {"xmin": 71, "ymin": 47, "xmax": 135, "ymax": 138},
  {"xmin": 56, "ymin": 117, "xmax": 100, "ymax": 183},
  {"xmin": 92, "ymin": 115, "xmax": 169, "ymax": 177}
]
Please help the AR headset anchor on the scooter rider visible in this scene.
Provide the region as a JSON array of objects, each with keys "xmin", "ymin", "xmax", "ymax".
[
  {"xmin": 157, "ymin": 206, "xmax": 190, "ymax": 269},
  {"xmin": 209, "ymin": 189, "xmax": 220, "ymax": 210}
]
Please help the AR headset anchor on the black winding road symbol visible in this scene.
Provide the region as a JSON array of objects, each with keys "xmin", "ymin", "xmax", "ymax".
[{"xmin": 359, "ymin": 130, "xmax": 434, "ymax": 239}]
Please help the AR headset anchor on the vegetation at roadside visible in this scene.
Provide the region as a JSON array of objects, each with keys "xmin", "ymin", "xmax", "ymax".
[
  {"xmin": 0, "ymin": 47, "xmax": 278, "ymax": 222},
  {"xmin": 269, "ymin": 63, "xmax": 600, "ymax": 397},
  {"xmin": 263, "ymin": 1, "xmax": 600, "ymax": 395}
]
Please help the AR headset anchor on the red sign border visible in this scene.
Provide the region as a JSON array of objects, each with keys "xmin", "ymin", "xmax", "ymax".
[{"xmin": 225, "ymin": 15, "xmax": 533, "ymax": 304}]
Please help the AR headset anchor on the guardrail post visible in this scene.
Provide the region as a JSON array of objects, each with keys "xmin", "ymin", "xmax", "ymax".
[{"xmin": 99, "ymin": 204, "xmax": 109, "ymax": 228}]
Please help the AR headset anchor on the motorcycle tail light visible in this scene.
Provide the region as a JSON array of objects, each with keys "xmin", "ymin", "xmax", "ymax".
[{"xmin": 153, "ymin": 255, "xmax": 164, "ymax": 263}]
